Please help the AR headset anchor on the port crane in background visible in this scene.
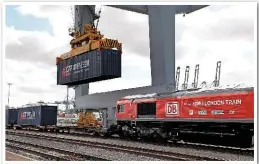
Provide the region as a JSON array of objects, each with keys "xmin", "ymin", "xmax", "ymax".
[
  {"xmin": 192, "ymin": 64, "xmax": 200, "ymax": 89},
  {"xmin": 175, "ymin": 67, "xmax": 180, "ymax": 90},
  {"xmin": 213, "ymin": 61, "xmax": 222, "ymax": 87},
  {"xmin": 182, "ymin": 66, "xmax": 190, "ymax": 90}
]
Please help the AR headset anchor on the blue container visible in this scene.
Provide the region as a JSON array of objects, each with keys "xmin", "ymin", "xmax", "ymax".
[
  {"xmin": 17, "ymin": 105, "xmax": 57, "ymax": 126},
  {"xmin": 6, "ymin": 109, "xmax": 19, "ymax": 126},
  {"xmin": 57, "ymin": 49, "xmax": 122, "ymax": 85}
]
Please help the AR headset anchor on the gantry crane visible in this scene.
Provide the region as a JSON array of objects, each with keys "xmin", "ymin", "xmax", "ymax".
[
  {"xmin": 69, "ymin": 5, "xmax": 208, "ymax": 98},
  {"xmin": 59, "ymin": 5, "xmax": 208, "ymax": 131}
]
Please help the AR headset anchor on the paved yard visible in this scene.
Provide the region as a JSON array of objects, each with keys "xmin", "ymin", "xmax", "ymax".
[{"xmin": 6, "ymin": 151, "xmax": 33, "ymax": 161}]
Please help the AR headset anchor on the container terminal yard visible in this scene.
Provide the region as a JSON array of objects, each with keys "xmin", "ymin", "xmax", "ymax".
[{"xmin": 5, "ymin": 5, "xmax": 254, "ymax": 161}]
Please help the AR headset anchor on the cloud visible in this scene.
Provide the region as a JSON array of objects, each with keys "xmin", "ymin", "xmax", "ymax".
[
  {"xmin": 16, "ymin": 5, "xmax": 73, "ymax": 37},
  {"xmin": 5, "ymin": 5, "xmax": 73, "ymax": 67},
  {"xmin": 5, "ymin": 4, "xmax": 256, "ymax": 107},
  {"xmin": 97, "ymin": 6, "xmax": 150, "ymax": 57},
  {"xmin": 180, "ymin": 4, "xmax": 254, "ymax": 42}
]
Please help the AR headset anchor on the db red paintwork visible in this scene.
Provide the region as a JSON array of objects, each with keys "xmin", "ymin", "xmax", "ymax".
[{"xmin": 116, "ymin": 89, "xmax": 254, "ymax": 122}]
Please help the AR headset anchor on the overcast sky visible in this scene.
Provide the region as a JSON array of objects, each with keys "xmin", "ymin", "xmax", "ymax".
[{"xmin": 4, "ymin": 4, "xmax": 256, "ymax": 107}]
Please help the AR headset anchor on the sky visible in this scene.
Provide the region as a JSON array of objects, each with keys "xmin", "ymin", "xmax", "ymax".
[{"xmin": 4, "ymin": 4, "xmax": 256, "ymax": 108}]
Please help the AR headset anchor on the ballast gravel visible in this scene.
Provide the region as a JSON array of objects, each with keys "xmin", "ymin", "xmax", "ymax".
[
  {"xmin": 6, "ymin": 130, "xmax": 254, "ymax": 161},
  {"xmin": 6, "ymin": 134, "xmax": 161, "ymax": 161}
]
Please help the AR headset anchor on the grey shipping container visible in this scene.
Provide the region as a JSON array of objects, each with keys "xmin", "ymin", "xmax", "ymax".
[
  {"xmin": 17, "ymin": 105, "xmax": 57, "ymax": 126},
  {"xmin": 57, "ymin": 49, "xmax": 122, "ymax": 85},
  {"xmin": 6, "ymin": 109, "xmax": 19, "ymax": 126}
]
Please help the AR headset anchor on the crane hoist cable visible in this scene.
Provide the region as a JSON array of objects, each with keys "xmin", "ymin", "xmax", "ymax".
[
  {"xmin": 76, "ymin": 6, "xmax": 82, "ymax": 31},
  {"xmin": 95, "ymin": 5, "xmax": 102, "ymax": 29},
  {"xmin": 74, "ymin": 6, "xmax": 84, "ymax": 32},
  {"xmin": 85, "ymin": 5, "xmax": 96, "ymax": 27},
  {"xmin": 70, "ymin": 5, "xmax": 75, "ymax": 27}
]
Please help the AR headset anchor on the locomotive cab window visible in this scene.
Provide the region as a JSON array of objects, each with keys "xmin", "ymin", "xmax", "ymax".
[
  {"xmin": 117, "ymin": 104, "xmax": 124, "ymax": 113},
  {"xmin": 137, "ymin": 102, "xmax": 156, "ymax": 118}
]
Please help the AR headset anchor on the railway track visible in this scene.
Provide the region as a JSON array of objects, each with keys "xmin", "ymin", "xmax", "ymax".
[
  {"xmin": 6, "ymin": 128, "xmax": 254, "ymax": 156},
  {"xmin": 6, "ymin": 130, "xmax": 223, "ymax": 161},
  {"xmin": 178, "ymin": 141, "xmax": 253, "ymax": 156},
  {"xmin": 6, "ymin": 138, "xmax": 109, "ymax": 161}
]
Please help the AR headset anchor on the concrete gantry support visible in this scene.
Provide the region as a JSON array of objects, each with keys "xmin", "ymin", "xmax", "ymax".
[{"xmin": 148, "ymin": 6, "xmax": 176, "ymax": 89}]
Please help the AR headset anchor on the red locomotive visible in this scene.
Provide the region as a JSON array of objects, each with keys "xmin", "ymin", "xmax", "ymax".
[{"xmin": 113, "ymin": 87, "xmax": 254, "ymax": 147}]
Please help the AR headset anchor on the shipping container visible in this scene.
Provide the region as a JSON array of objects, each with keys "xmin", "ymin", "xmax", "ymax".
[
  {"xmin": 57, "ymin": 49, "xmax": 122, "ymax": 85},
  {"xmin": 17, "ymin": 105, "xmax": 58, "ymax": 126},
  {"xmin": 6, "ymin": 109, "xmax": 19, "ymax": 126}
]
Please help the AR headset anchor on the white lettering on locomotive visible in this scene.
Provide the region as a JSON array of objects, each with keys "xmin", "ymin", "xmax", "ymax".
[
  {"xmin": 184, "ymin": 99, "xmax": 242, "ymax": 107},
  {"xmin": 165, "ymin": 102, "xmax": 179, "ymax": 117},
  {"xmin": 225, "ymin": 99, "xmax": 242, "ymax": 105}
]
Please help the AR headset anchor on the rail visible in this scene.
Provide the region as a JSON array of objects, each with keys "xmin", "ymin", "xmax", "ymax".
[
  {"xmin": 6, "ymin": 131, "xmax": 223, "ymax": 161},
  {"xmin": 6, "ymin": 128, "xmax": 254, "ymax": 155},
  {"xmin": 6, "ymin": 138, "xmax": 109, "ymax": 161}
]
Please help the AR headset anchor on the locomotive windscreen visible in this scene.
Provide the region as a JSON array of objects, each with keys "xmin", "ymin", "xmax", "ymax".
[{"xmin": 137, "ymin": 102, "xmax": 156, "ymax": 118}]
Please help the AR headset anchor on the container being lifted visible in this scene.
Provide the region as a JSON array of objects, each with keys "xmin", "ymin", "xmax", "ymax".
[{"xmin": 56, "ymin": 24, "xmax": 122, "ymax": 86}]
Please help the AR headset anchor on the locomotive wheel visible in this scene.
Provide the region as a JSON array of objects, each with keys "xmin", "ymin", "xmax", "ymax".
[
  {"xmin": 235, "ymin": 131, "xmax": 253, "ymax": 148},
  {"xmin": 153, "ymin": 132, "xmax": 167, "ymax": 143},
  {"xmin": 119, "ymin": 131, "xmax": 125, "ymax": 139}
]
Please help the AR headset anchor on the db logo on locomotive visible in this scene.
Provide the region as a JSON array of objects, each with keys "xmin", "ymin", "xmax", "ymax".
[{"xmin": 165, "ymin": 102, "xmax": 179, "ymax": 117}]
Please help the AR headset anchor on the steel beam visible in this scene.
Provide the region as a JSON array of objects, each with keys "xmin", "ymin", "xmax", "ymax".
[
  {"xmin": 147, "ymin": 5, "xmax": 176, "ymax": 88},
  {"xmin": 107, "ymin": 5, "xmax": 148, "ymax": 14},
  {"xmin": 107, "ymin": 5, "xmax": 208, "ymax": 15}
]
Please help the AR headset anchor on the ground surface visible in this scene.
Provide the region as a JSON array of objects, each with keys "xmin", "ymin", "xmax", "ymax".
[{"xmin": 5, "ymin": 151, "xmax": 33, "ymax": 161}]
